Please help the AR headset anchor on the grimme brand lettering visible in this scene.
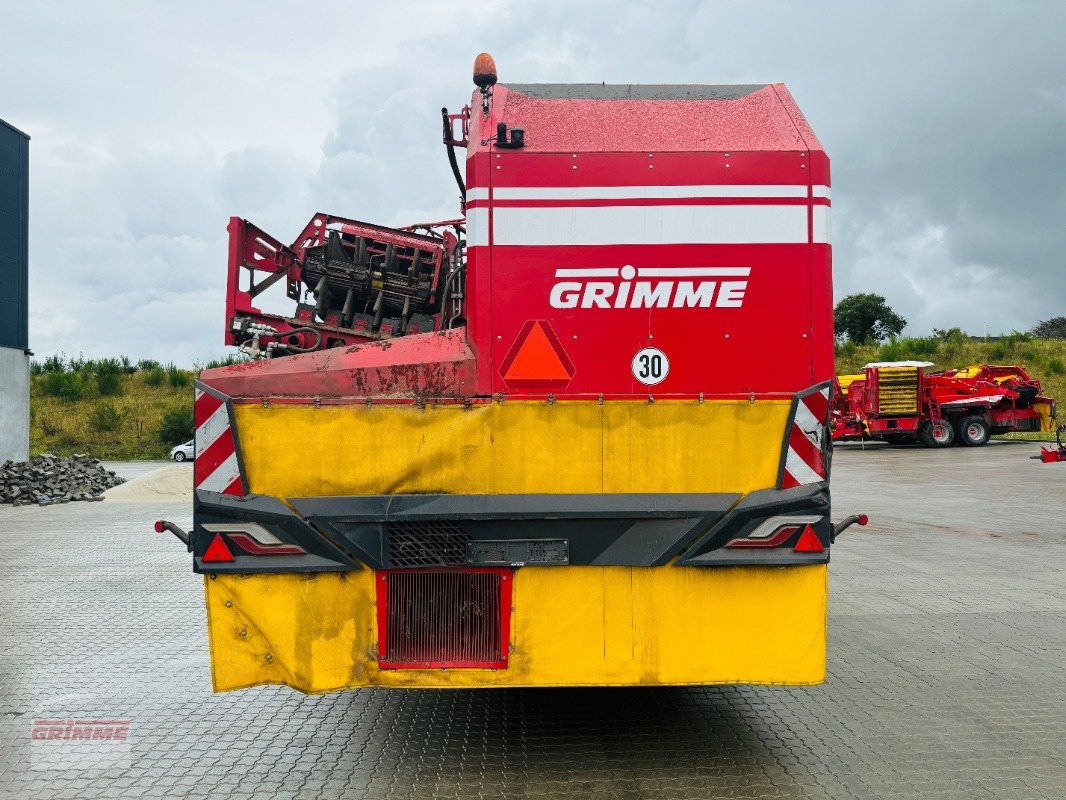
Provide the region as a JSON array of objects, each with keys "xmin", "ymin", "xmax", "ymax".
[{"xmin": 549, "ymin": 265, "xmax": 749, "ymax": 309}]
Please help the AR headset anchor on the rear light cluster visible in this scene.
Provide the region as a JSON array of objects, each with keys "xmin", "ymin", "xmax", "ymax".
[
  {"xmin": 725, "ymin": 515, "xmax": 825, "ymax": 553},
  {"xmin": 199, "ymin": 523, "xmax": 308, "ymax": 563}
]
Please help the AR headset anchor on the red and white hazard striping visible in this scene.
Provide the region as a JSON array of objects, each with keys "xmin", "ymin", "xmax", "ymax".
[
  {"xmin": 781, "ymin": 387, "xmax": 831, "ymax": 488},
  {"xmin": 194, "ymin": 388, "xmax": 244, "ymax": 496}
]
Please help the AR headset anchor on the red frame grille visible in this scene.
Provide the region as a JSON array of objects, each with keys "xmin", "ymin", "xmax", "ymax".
[{"xmin": 376, "ymin": 568, "xmax": 511, "ymax": 669}]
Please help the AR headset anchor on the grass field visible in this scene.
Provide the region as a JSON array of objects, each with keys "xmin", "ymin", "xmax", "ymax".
[{"xmin": 31, "ymin": 372, "xmax": 194, "ymax": 460}]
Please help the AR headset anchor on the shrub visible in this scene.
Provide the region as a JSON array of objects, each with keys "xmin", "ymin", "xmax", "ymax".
[
  {"xmin": 67, "ymin": 353, "xmax": 87, "ymax": 372},
  {"xmin": 97, "ymin": 372, "xmax": 123, "ymax": 396},
  {"xmin": 94, "ymin": 358, "xmax": 125, "ymax": 396},
  {"xmin": 41, "ymin": 354, "xmax": 66, "ymax": 374},
  {"xmin": 1001, "ymin": 331, "xmax": 1033, "ymax": 354},
  {"xmin": 30, "ymin": 360, "xmax": 45, "ymax": 376},
  {"xmin": 167, "ymin": 365, "xmax": 191, "ymax": 388},
  {"xmin": 144, "ymin": 366, "xmax": 166, "ymax": 386},
  {"xmin": 202, "ymin": 353, "xmax": 250, "ymax": 371},
  {"xmin": 40, "ymin": 371, "xmax": 84, "ymax": 400},
  {"xmin": 88, "ymin": 401, "xmax": 122, "ymax": 432},
  {"xmin": 834, "ymin": 340, "xmax": 857, "ymax": 359},
  {"xmin": 988, "ymin": 343, "xmax": 1008, "ymax": 360},
  {"xmin": 1047, "ymin": 357, "xmax": 1065, "ymax": 375},
  {"xmin": 877, "ymin": 338, "xmax": 905, "ymax": 362},
  {"xmin": 119, "ymin": 356, "xmax": 137, "ymax": 374},
  {"xmin": 137, "ymin": 359, "xmax": 162, "ymax": 372},
  {"xmin": 159, "ymin": 405, "xmax": 195, "ymax": 445},
  {"xmin": 933, "ymin": 327, "xmax": 967, "ymax": 342},
  {"xmin": 901, "ymin": 336, "xmax": 939, "ymax": 358}
]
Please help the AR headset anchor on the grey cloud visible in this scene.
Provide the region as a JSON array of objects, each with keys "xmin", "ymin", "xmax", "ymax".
[{"xmin": 2, "ymin": 0, "xmax": 1064, "ymax": 362}]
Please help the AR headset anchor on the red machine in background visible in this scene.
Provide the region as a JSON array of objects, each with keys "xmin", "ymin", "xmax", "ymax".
[
  {"xmin": 832, "ymin": 361, "xmax": 1056, "ymax": 447},
  {"xmin": 1036, "ymin": 425, "xmax": 1066, "ymax": 463}
]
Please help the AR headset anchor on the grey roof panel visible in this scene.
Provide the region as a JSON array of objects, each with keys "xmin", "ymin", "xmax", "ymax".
[{"xmin": 506, "ymin": 83, "xmax": 768, "ymax": 100}]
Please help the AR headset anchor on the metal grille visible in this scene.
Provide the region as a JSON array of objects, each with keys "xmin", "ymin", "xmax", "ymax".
[
  {"xmin": 875, "ymin": 367, "xmax": 920, "ymax": 414},
  {"xmin": 385, "ymin": 521, "xmax": 468, "ymax": 567},
  {"xmin": 382, "ymin": 570, "xmax": 507, "ymax": 668}
]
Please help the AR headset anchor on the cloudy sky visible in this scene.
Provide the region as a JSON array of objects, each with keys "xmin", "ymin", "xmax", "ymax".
[{"xmin": 2, "ymin": 1, "xmax": 1064, "ymax": 363}]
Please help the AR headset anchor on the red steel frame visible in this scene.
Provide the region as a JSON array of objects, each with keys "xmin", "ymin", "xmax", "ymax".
[{"xmin": 375, "ymin": 568, "xmax": 513, "ymax": 670}]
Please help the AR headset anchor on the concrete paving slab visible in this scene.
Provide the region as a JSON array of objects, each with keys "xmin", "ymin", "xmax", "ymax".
[{"xmin": 0, "ymin": 443, "xmax": 1063, "ymax": 799}]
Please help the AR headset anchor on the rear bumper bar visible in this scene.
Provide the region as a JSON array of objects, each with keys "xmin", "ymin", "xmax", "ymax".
[{"xmin": 191, "ymin": 483, "xmax": 832, "ymax": 573}]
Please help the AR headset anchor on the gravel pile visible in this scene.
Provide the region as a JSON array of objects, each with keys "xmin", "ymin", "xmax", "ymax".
[{"xmin": 0, "ymin": 454, "xmax": 125, "ymax": 506}]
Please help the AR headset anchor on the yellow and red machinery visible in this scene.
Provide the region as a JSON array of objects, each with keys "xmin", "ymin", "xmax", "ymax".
[
  {"xmin": 833, "ymin": 361, "xmax": 1055, "ymax": 447},
  {"xmin": 158, "ymin": 55, "xmax": 865, "ymax": 693}
]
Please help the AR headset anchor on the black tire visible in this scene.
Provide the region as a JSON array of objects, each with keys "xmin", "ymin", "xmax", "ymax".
[
  {"xmin": 956, "ymin": 415, "xmax": 991, "ymax": 447},
  {"xmin": 174, "ymin": 451, "xmax": 187, "ymax": 462},
  {"xmin": 919, "ymin": 420, "xmax": 955, "ymax": 448}
]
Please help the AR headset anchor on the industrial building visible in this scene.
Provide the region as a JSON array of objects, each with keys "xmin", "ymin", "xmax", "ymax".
[{"xmin": 0, "ymin": 118, "xmax": 29, "ymax": 463}]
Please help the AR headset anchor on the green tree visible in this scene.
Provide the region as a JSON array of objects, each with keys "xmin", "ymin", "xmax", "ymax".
[
  {"xmin": 159, "ymin": 405, "xmax": 194, "ymax": 445},
  {"xmin": 833, "ymin": 293, "xmax": 907, "ymax": 344},
  {"xmin": 1031, "ymin": 316, "xmax": 1066, "ymax": 339}
]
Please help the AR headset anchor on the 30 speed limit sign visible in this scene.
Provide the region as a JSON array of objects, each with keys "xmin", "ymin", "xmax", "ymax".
[{"xmin": 631, "ymin": 347, "xmax": 669, "ymax": 386}]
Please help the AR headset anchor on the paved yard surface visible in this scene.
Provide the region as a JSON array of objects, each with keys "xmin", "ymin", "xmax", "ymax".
[{"xmin": 1, "ymin": 441, "xmax": 1063, "ymax": 799}]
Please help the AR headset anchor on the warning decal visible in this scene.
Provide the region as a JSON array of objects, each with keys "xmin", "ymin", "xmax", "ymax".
[{"xmin": 498, "ymin": 320, "xmax": 575, "ymax": 390}]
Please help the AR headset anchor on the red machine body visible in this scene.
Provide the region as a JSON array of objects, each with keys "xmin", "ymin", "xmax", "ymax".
[
  {"xmin": 216, "ymin": 81, "xmax": 833, "ymax": 403},
  {"xmin": 833, "ymin": 361, "xmax": 1055, "ymax": 447}
]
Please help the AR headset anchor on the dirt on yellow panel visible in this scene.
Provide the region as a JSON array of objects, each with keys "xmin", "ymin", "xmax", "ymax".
[
  {"xmin": 212, "ymin": 398, "xmax": 816, "ymax": 691},
  {"xmin": 205, "ymin": 564, "xmax": 828, "ymax": 692},
  {"xmin": 232, "ymin": 399, "xmax": 791, "ymax": 498}
]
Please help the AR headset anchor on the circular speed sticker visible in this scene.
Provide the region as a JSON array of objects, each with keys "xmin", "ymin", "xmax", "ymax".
[{"xmin": 631, "ymin": 347, "xmax": 669, "ymax": 386}]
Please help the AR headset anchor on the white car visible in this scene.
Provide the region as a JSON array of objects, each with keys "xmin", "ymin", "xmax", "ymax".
[{"xmin": 170, "ymin": 440, "xmax": 195, "ymax": 462}]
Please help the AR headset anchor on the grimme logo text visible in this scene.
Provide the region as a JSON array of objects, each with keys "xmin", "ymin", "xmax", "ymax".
[
  {"xmin": 31, "ymin": 720, "xmax": 130, "ymax": 741},
  {"xmin": 549, "ymin": 265, "xmax": 750, "ymax": 309}
]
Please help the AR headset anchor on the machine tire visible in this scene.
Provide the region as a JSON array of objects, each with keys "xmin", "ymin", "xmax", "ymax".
[
  {"xmin": 919, "ymin": 420, "xmax": 955, "ymax": 448},
  {"xmin": 956, "ymin": 415, "xmax": 991, "ymax": 447},
  {"xmin": 174, "ymin": 451, "xmax": 187, "ymax": 462}
]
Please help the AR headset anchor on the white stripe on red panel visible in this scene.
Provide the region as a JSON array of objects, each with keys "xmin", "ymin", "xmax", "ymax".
[
  {"xmin": 812, "ymin": 205, "xmax": 831, "ymax": 244},
  {"xmin": 784, "ymin": 448, "xmax": 824, "ymax": 486},
  {"xmin": 782, "ymin": 388, "xmax": 831, "ymax": 488},
  {"xmin": 193, "ymin": 388, "xmax": 244, "ymax": 497},
  {"xmin": 198, "ymin": 452, "xmax": 242, "ymax": 494},
  {"xmin": 492, "ymin": 185, "xmax": 815, "ymax": 200},
  {"xmin": 490, "ymin": 204, "xmax": 809, "ymax": 246},
  {"xmin": 195, "ymin": 401, "xmax": 231, "ymax": 455}
]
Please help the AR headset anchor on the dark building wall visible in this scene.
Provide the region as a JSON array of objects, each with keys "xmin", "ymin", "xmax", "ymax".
[{"xmin": 0, "ymin": 119, "xmax": 29, "ymax": 351}]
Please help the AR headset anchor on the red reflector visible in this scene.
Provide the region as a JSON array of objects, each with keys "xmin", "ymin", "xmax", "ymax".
[
  {"xmin": 858, "ymin": 514, "xmax": 869, "ymax": 526},
  {"xmin": 202, "ymin": 533, "xmax": 235, "ymax": 563},
  {"xmin": 153, "ymin": 520, "xmax": 165, "ymax": 533},
  {"xmin": 793, "ymin": 524, "xmax": 824, "ymax": 553},
  {"xmin": 499, "ymin": 320, "xmax": 575, "ymax": 388}
]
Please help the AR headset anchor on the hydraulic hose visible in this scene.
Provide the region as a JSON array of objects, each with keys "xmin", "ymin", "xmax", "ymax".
[{"xmin": 441, "ymin": 108, "xmax": 466, "ymax": 202}]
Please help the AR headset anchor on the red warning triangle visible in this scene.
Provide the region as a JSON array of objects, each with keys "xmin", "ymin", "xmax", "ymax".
[
  {"xmin": 499, "ymin": 321, "xmax": 575, "ymax": 388},
  {"xmin": 793, "ymin": 524, "xmax": 825, "ymax": 553},
  {"xmin": 203, "ymin": 533, "xmax": 235, "ymax": 563}
]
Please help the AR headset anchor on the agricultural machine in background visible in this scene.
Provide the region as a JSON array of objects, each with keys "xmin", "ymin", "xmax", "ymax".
[
  {"xmin": 832, "ymin": 361, "xmax": 1056, "ymax": 447},
  {"xmin": 1035, "ymin": 425, "xmax": 1066, "ymax": 463}
]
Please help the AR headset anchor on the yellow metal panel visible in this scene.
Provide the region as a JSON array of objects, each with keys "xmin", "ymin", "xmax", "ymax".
[
  {"xmin": 233, "ymin": 400, "xmax": 790, "ymax": 498},
  {"xmin": 205, "ymin": 564, "xmax": 827, "ymax": 692},
  {"xmin": 1034, "ymin": 401, "xmax": 1055, "ymax": 433},
  {"xmin": 835, "ymin": 374, "xmax": 864, "ymax": 396}
]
